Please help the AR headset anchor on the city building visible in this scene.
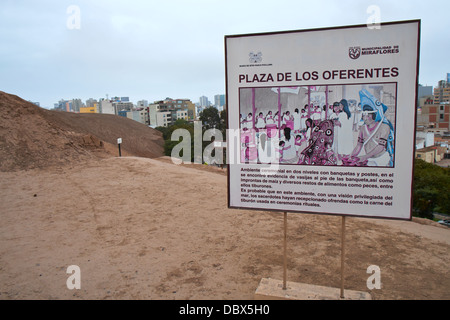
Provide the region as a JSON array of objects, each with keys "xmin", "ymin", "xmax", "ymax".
[
  {"xmin": 185, "ymin": 100, "xmax": 197, "ymax": 120},
  {"xmin": 80, "ymin": 106, "xmax": 97, "ymax": 113},
  {"xmin": 415, "ymin": 145, "xmax": 447, "ymax": 163},
  {"xmin": 63, "ymin": 100, "xmax": 71, "ymax": 112},
  {"xmin": 199, "ymin": 95, "xmax": 211, "ymax": 108},
  {"xmin": 53, "ymin": 99, "xmax": 84, "ymax": 112},
  {"xmin": 85, "ymin": 98, "xmax": 98, "ymax": 113},
  {"xmin": 433, "ymin": 80, "xmax": 450, "ymax": 104},
  {"xmin": 71, "ymin": 99, "xmax": 84, "ymax": 113},
  {"xmin": 122, "ymin": 109, "xmax": 147, "ymax": 124},
  {"xmin": 417, "ymin": 99, "xmax": 449, "ymax": 132},
  {"xmin": 148, "ymin": 98, "xmax": 192, "ymax": 127},
  {"xmin": 28, "ymin": 101, "xmax": 40, "ymax": 106},
  {"xmin": 214, "ymin": 94, "xmax": 226, "ymax": 111},
  {"xmin": 114, "ymin": 101, "xmax": 134, "ymax": 114},
  {"xmin": 98, "ymin": 98, "xmax": 134, "ymax": 115},
  {"xmin": 137, "ymin": 100, "xmax": 149, "ymax": 108},
  {"xmin": 54, "ymin": 99, "xmax": 68, "ymax": 111},
  {"xmin": 415, "ymin": 75, "xmax": 450, "ymax": 162},
  {"xmin": 417, "ymin": 84, "xmax": 433, "ymax": 106},
  {"xmin": 118, "ymin": 110, "xmax": 128, "ymax": 118},
  {"xmin": 99, "ymin": 99, "xmax": 115, "ymax": 115},
  {"xmin": 417, "ymin": 94, "xmax": 435, "ymax": 127},
  {"xmin": 417, "ymin": 76, "xmax": 450, "ymax": 132},
  {"xmin": 155, "ymin": 111, "xmax": 172, "ymax": 127}
]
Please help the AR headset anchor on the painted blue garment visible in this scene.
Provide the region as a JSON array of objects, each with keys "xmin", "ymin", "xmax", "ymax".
[{"xmin": 359, "ymin": 89, "xmax": 395, "ymax": 166}]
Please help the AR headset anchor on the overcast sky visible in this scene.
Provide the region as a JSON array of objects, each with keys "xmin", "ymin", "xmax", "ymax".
[{"xmin": 1, "ymin": 0, "xmax": 449, "ymax": 109}]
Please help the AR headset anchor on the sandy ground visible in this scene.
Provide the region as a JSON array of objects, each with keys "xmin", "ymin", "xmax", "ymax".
[{"xmin": 1, "ymin": 156, "xmax": 449, "ymax": 300}]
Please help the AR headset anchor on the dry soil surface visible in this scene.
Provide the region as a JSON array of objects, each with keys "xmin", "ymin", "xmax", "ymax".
[{"xmin": 1, "ymin": 156, "xmax": 449, "ymax": 300}]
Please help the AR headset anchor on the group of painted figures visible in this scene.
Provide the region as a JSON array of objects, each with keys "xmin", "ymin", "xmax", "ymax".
[{"xmin": 240, "ymin": 89, "xmax": 395, "ymax": 167}]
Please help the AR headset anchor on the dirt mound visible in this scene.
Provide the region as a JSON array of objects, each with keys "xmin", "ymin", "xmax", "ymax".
[{"xmin": 0, "ymin": 91, "xmax": 164, "ymax": 171}]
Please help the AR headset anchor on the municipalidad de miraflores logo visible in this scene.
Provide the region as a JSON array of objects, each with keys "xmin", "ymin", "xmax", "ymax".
[
  {"xmin": 349, "ymin": 47, "xmax": 361, "ymax": 59},
  {"xmin": 249, "ymin": 51, "xmax": 262, "ymax": 63},
  {"xmin": 349, "ymin": 45, "xmax": 399, "ymax": 59},
  {"xmin": 239, "ymin": 51, "xmax": 272, "ymax": 68}
]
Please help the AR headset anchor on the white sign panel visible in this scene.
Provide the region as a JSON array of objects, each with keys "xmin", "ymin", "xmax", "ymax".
[{"xmin": 225, "ymin": 20, "xmax": 420, "ymax": 220}]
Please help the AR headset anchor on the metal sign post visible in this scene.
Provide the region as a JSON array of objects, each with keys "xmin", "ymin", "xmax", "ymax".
[
  {"xmin": 117, "ymin": 138, "xmax": 122, "ymax": 157},
  {"xmin": 340, "ymin": 216, "xmax": 346, "ymax": 299},
  {"xmin": 283, "ymin": 212, "xmax": 287, "ymax": 290}
]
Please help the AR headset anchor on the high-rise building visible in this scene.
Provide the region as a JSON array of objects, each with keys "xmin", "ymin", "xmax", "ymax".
[
  {"xmin": 54, "ymin": 99, "xmax": 68, "ymax": 111},
  {"xmin": 433, "ymin": 78, "xmax": 450, "ymax": 104},
  {"xmin": 418, "ymin": 85, "xmax": 433, "ymax": 103},
  {"xmin": 71, "ymin": 99, "xmax": 84, "ymax": 113},
  {"xmin": 199, "ymin": 95, "xmax": 211, "ymax": 107},
  {"xmin": 84, "ymin": 98, "xmax": 98, "ymax": 113},
  {"xmin": 214, "ymin": 94, "xmax": 226, "ymax": 109},
  {"xmin": 54, "ymin": 99, "xmax": 82, "ymax": 112}
]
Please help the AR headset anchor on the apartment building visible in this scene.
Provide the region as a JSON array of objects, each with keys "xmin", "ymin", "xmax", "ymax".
[
  {"xmin": 417, "ymin": 77, "xmax": 450, "ymax": 131},
  {"xmin": 416, "ymin": 76, "xmax": 450, "ymax": 162},
  {"xmin": 126, "ymin": 109, "xmax": 147, "ymax": 124},
  {"xmin": 417, "ymin": 98, "xmax": 449, "ymax": 131},
  {"xmin": 148, "ymin": 98, "xmax": 192, "ymax": 127},
  {"xmin": 100, "ymin": 99, "xmax": 115, "ymax": 115},
  {"xmin": 99, "ymin": 99, "xmax": 134, "ymax": 115},
  {"xmin": 433, "ymin": 80, "xmax": 450, "ymax": 104}
]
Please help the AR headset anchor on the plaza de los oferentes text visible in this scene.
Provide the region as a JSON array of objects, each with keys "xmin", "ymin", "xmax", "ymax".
[{"xmin": 238, "ymin": 66, "xmax": 399, "ymax": 83}]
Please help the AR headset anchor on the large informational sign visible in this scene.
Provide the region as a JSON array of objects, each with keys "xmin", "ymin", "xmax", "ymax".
[{"xmin": 225, "ymin": 20, "xmax": 420, "ymax": 220}]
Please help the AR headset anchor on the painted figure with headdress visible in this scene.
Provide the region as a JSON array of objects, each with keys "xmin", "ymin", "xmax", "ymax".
[{"xmin": 343, "ymin": 89, "xmax": 394, "ymax": 167}]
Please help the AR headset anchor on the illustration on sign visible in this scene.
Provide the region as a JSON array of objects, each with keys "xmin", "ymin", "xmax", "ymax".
[{"xmin": 239, "ymin": 83, "xmax": 396, "ymax": 168}]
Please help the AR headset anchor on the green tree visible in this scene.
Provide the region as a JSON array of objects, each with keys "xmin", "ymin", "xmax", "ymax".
[
  {"xmin": 159, "ymin": 111, "xmax": 229, "ymax": 166},
  {"xmin": 199, "ymin": 106, "xmax": 221, "ymax": 130},
  {"xmin": 162, "ymin": 120, "xmax": 195, "ymax": 162},
  {"xmin": 219, "ymin": 108, "xmax": 227, "ymax": 165},
  {"xmin": 413, "ymin": 159, "xmax": 450, "ymax": 219},
  {"xmin": 219, "ymin": 108, "xmax": 227, "ymax": 132},
  {"xmin": 155, "ymin": 126, "xmax": 171, "ymax": 140}
]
